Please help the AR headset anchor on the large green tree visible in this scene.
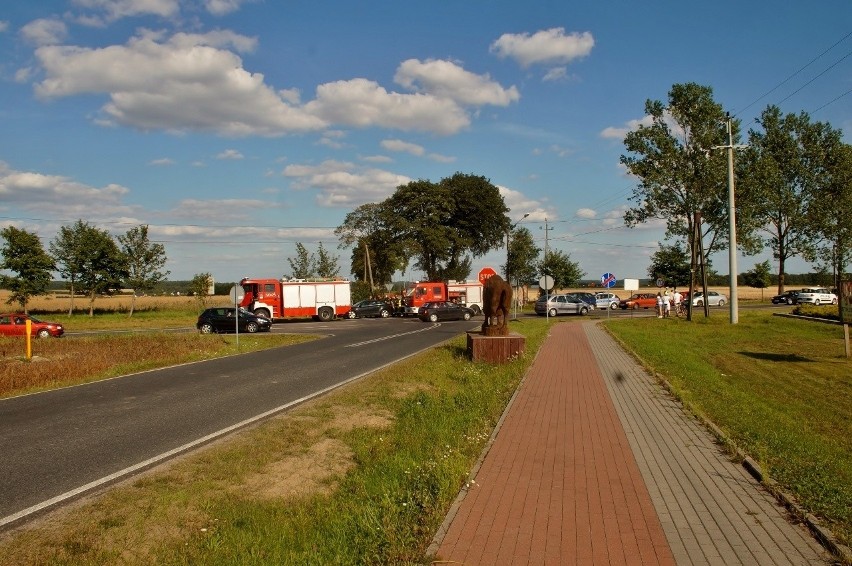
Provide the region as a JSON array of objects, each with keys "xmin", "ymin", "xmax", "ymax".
[
  {"xmin": 504, "ymin": 226, "xmax": 540, "ymax": 302},
  {"xmin": 801, "ymin": 135, "xmax": 851, "ymax": 291},
  {"xmin": 647, "ymin": 242, "xmax": 691, "ymax": 288},
  {"xmin": 383, "ymin": 173, "xmax": 510, "ymax": 281},
  {"xmin": 50, "ymin": 219, "xmax": 91, "ymax": 315},
  {"xmin": 75, "ymin": 225, "xmax": 128, "ymax": 316},
  {"xmin": 335, "ymin": 203, "xmax": 408, "ymax": 289},
  {"xmin": 539, "ymin": 248, "xmax": 584, "ymax": 290},
  {"xmin": 117, "ymin": 225, "xmax": 169, "ymax": 317},
  {"xmin": 739, "ymin": 106, "xmax": 818, "ymax": 294},
  {"xmin": 0, "ymin": 226, "xmax": 55, "ymax": 312},
  {"xmin": 287, "ymin": 243, "xmax": 315, "ymax": 279},
  {"xmin": 621, "ymin": 83, "xmax": 758, "ymax": 288},
  {"xmin": 315, "ymin": 242, "xmax": 340, "ymax": 279}
]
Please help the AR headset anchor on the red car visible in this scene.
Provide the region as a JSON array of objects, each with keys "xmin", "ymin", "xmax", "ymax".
[
  {"xmin": 0, "ymin": 313, "xmax": 65, "ymax": 338},
  {"xmin": 618, "ymin": 293, "xmax": 658, "ymax": 310}
]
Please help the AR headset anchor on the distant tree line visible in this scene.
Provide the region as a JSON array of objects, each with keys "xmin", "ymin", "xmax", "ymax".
[{"xmin": 0, "ymin": 221, "xmax": 168, "ymax": 316}]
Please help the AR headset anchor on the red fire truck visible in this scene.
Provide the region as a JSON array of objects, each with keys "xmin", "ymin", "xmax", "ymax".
[
  {"xmin": 402, "ymin": 280, "xmax": 484, "ymax": 315},
  {"xmin": 239, "ymin": 277, "xmax": 351, "ymax": 321}
]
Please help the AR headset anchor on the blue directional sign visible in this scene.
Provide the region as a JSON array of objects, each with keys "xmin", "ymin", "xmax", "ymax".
[{"xmin": 601, "ymin": 272, "xmax": 616, "ymax": 288}]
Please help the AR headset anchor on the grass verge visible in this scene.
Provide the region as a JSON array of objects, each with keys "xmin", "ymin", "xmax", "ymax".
[
  {"xmin": 604, "ymin": 310, "xmax": 852, "ymax": 549},
  {"xmin": 0, "ymin": 317, "xmax": 553, "ymax": 564}
]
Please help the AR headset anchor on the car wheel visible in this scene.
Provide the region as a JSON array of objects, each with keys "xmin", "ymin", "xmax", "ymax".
[
  {"xmin": 254, "ymin": 308, "xmax": 271, "ymax": 319},
  {"xmin": 696, "ymin": 300, "xmax": 703, "ymax": 306},
  {"xmin": 347, "ymin": 311, "xmax": 356, "ymax": 319},
  {"xmin": 579, "ymin": 307, "xmax": 588, "ymax": 316},
  {"xmin": 610, "ymin": 302, "xmax": 618, "ymax": 310},
  {"xmin": 380, "ymin": 309, "xmax": 390, "ymax": 318},
  {"xmin": 429, "ymin": 313, "xmax": 439, "ymax": 322},
  {"xmin": 548, "ymin": 308, "xmax": 557, "ymax": 317},
  {"xmin": 463, "ymin": 312, "xmax": 471, "ymax": 321},
  {"xmin": 317, "ymin": 307, "xmax": 334, "ymax": 321},
  {"xmin": 199, "ymin": 323, "xmax": 214, "ymax": 334},
  {"xmin": 786, "ymin": 298, "xmax": 793, "ymax": 305},
  {"xmin": 632, "ymin": 304, "xmax": 638, "ymax": 310},
  {"xmin": 814, "ymin": 299, "xmax": 820, "ymax": 306},
  {"xmin": 245, "ymin": 321, "xmax": 259, "ymax": 333},
  {"xmin": 832, "ymin": 298, "xmax": 838, "ymax": 305},
  {"xmin": 718, "ymin": 299, "xmax": 726, "ymax": 307},
  {"xmin": 471, "ymin": 304, "xmax": 481, "ymax": 315},
  {"xmin": 37, "ymin": 329, "xmax": 51, "ymax": 339}
]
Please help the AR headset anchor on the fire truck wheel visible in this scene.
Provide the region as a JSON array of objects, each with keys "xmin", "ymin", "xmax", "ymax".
[
  {"xmin": 245, "ymin": 321, "xmax": 259, "ymax": 333},
  {"xmin": 318, "ymin": 307, "xmax": 334, "ymax": 322},
  {"xmin": 254, "ymin": 308, "xmax": 271, "ymax": 319},
  {"xmin": 471, "ymin": 305, "xmax": 481, "ymax": 315}
]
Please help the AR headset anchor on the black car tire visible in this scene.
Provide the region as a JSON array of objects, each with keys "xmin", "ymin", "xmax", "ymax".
[
  {"xmin": 786, "ymin": 298, "xmax": 793, "ymax": 305},
  {"xmin": 463, "ymin": 312, "xmax": 471, "ymax": 321},
  {"xmin": 610, "ymin": 302, "xmax": 618, "ymax": 310},
  {"xmin": 254, "ymin": 308, "xmax": 271, "ymax": 319},
  {"xmin": 814, "ymin": 299, "xmax": 820, "ymax": 306},
  {"xmin": 348, "ymin": 311, "xmax": 356, "ymax": 319},
  {"xmin": 380, "ymin": 309, "xmax": 390, "ymax": 318},
  {"xmin": 429, "ymin": 313, "xmax": 439, "ymax": 322},
  {"xmin": 696, "ymin": 300, "xmax": 704, "ymax": 306},
  {"xmin": 832, "ymin": 298, "xmax": 838, "ymax": 305},
  {"xmin": 579, "ymin": 307, "xmax": 589, "ymax": 316},
  {"xmin": 317, "ymin": 307, "xmax": 334, "ymax": 321},
  {"xmin": 199, "ymin": 323, "xmax": 214, "ymax": 334},
  {"xmin": 718, "ymin": 299, "xmax": 726, "ymax": 307},
  {"xmin": 548, "ymin": 308, "xmax": 557, "ymax": 317},
  {"xmin": 245, "ymin": 321, "xmax": 259, "ymax": 333},
  {"xmin": 37, "ymin": 329, "xmax": 51, "ymax": 338}
]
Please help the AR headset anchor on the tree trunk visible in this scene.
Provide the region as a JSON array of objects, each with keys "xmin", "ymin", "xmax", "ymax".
[
  {"xmin": 129, "ymin": 292, "xmax": 136, "ymax": 317},
  {"xmin": 89, "ymin": 291, "xmax": 96, "ymax": 317},
  {"xmin": 778, "ymin": 256, "xmax": 786, "ymax": 295}
]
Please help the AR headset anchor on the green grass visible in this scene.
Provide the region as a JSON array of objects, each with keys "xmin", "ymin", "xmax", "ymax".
[
  {"xmin": 605, "ymin": 311, "xmax": 852, "ymax": 549},
  {"xmin": 0, "ymin": 317, "xmax": 554, "ymax": 565}
]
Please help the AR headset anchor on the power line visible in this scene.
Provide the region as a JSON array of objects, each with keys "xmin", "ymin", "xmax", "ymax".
[{"xmin": 734, "ymin": 30, "xmax": 852, "ymax": 117}]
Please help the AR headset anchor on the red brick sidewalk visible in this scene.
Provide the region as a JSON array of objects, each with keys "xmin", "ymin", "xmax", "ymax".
[{"xmin": 432, "ymin": 322, "xmax": 675, "ymax": 565}]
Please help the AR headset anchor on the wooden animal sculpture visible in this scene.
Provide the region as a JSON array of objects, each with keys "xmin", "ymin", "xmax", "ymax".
[{"xmin": 481, "ymin": 274, "xmax": 513, "ymax": 336}]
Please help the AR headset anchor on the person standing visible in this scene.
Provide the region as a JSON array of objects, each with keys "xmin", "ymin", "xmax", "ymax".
[
  {"xmin": 673, "ymin": 288, "xmax": 683, "ymax": 316},
  {"xmin": 663, "ymin": 292, "xmax": 672, "ymax": 317},
  {"xmin": 656, "ymin": 292, "xmax": 664, "ymax": 318}
]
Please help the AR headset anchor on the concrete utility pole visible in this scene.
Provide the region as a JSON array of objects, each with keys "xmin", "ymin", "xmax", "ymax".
[{"xmin": 714, "ymin": 114, "xmax": 747, "ymax": 324}]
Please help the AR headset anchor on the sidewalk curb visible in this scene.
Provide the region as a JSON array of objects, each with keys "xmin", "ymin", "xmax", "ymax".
[{"xmin": 602, "ymin": 326, "xmax": 851, "ymax": 565}]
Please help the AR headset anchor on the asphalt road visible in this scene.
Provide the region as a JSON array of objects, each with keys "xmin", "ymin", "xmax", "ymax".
[{"xmin": 0, "ymin": 316, "xmax": 479, "ymax": 528}]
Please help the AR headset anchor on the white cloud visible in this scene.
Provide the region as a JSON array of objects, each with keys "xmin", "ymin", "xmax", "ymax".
[
  {"xmin": 600, "ymin": 115, "xmax": 654, "ymax": 140},
  {"xmin": 304, "ymin": 78, "xmax": 470, "ymax": 135},
  {"xmin": 542, "ymin": 67, "xmax": 567, "ymax": 82},
  {"xmin": 20, "ymin": 18, "xmax": 68, "ymax": 46},
  {"xmin": 498, "ymin": 184, "xmax": 556, "ymax": 222},
  {"xmin": 394, "ymin": 58, "xmax": 520, "ymax": 106},
  {"xmin": 33, "ymin": 31, "xmax": 326, "ymax": 136},
  {"xmin": 361, "ymin": 155, "xmax": 393, "ymax": 164},
  {"xmin": 576, "ymin": 208, "xmax": 596, "ymax": 219},
  {"xmin": 216, "ymin": 149, "xmax": 244, "ymax": 160},
  {"xmin": 381, "ymin": 139, "xmax": 424, "ymax": 156},
  {"xmin": 0, "ymin": 21, "xmax": 9, "ymax": 33},
  {"xmin": 427, "ymin": 153, "xmax": 455, "ymax": 163},
  {"xmin": 204, "ymin": 0, "xmax": 250, "ymax": 16},
  {"xmin": 170, "ymin": 198, "xmax": 275, "ymax": 222},
  {"xmin": 72, "ymin": 0, "xmax": 180, "ymax": 25},
  {"xmin": 149, "ymin": 157, "xmax": 175, "ymax": 166},
  {"xmin": 0, "ymin": 162, "xmax": 135, "ymax": 218},
  {"xmin": 490, "ymin": 28, "xmax": 594, "ymax": 68},
  {"xmin": 282, "ymin": 160, "xmax": 411, "ymax": 207}
]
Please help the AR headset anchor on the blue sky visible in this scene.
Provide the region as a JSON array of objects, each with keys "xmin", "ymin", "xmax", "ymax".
[{"xmin": 1, "ymin": 1, "xmax": 850, "ymax": 285}]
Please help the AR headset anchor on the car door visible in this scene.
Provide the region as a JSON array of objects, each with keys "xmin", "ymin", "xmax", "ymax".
[{"xmin": 212, "ymin": 308, "xmax": 232, "ymax": 332}]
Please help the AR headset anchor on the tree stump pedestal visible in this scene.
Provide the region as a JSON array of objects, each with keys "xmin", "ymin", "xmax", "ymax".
[{"xmin": 467, "ymin": 331, "xmax": 526, "ymax": 364}]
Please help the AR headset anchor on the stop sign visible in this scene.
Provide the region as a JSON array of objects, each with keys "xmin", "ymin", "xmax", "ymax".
[{"xmin": 478, "ymin": 267, "xmax": 497, "ymax": 283}]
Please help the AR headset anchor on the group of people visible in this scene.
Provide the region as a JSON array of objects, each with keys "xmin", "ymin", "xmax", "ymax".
[{"xmin": 656, "ymin": 288, "xmax": 683, "ymax": 318}]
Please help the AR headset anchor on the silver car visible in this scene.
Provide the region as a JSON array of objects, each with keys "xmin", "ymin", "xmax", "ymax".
[
  {"xmin": 594, "ymin": 292, "xmax": 621, "ymax": 310},
  {"xmin": 690, "ymin": 291, "xmax": 727, "ymax": 307},
  {"xmin": 534, "ymin": 294, "xmax": 591, "ymax": 316}
]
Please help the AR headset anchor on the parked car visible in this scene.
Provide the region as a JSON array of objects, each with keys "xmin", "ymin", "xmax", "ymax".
[
  {"xmin": 618, "ymin": 293, "xmax": 658, "ymax": 310},
  {"xmin": 534, "ymin": 294, "xmax": 591, "ymax": 316},
  {"xmin": 196, "ymin": 307, "xmax": 272, "ymax": 334},
  {"xmin": 0, "ymin": 313, "xmax": 64, "ymax": 338},
  {"xmin": 771, "ymin": 290, "xmax": 800, "ymax": 305},
  {"xmin": 796, "ymin": 287, "xmax": 838, "ymax": 306},
  {"xmin": 568, "ymin": 292, "xmax": 597, "ymax": 309},
  {"xmin": 691, "ymin": 291, "xmax": 727, "ymax": 307},
  {"xmin": 594, "ymin": 292, "xmax": 621, "ymax": 310},
  {"xmin": 418, "ymin": 301, "xmax": 474, "ymax": 322},
  {"xmin": 346, "ymin": 299, "xmax": 393, "ymax": 319}
]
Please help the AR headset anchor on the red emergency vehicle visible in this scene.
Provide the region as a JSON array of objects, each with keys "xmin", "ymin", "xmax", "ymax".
[
  {"xmin": 402, "ymin": 280, "xmax": 484, "ymax": 315},
  {"xmin": 239, "ymin": 277, "xmax": 351, "ymax": 321}
]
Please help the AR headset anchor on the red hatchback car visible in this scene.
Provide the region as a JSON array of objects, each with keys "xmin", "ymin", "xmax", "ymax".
[{"xmin": 0, "ymin": 313, "xmax": 65, "ymax": 338}]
